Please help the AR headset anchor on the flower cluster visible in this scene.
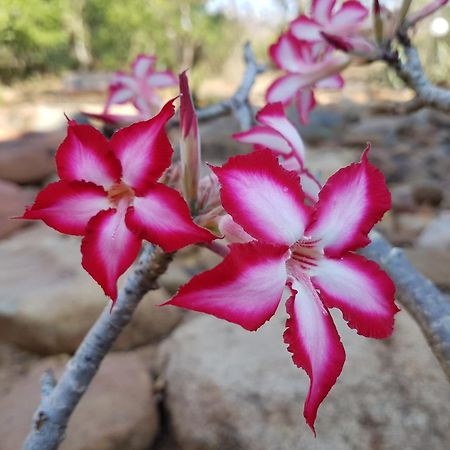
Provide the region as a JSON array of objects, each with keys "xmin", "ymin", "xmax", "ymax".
[{"xmin": 21, "ymin": 50, "xmax": 398, "ymax": 433}]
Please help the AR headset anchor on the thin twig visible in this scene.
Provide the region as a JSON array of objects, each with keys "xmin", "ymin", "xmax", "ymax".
[
  {"xmin": 23, "ymin": 245, "xmax": 174, "ymax": 450},
  {"xmin": 360, "ymin": 231, "xmax": 450, "ymax": 380}
]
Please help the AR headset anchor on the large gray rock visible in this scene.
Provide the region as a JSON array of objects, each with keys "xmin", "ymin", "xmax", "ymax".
[
  {"xmin": 417, "ymin": 211, "xmax": 450, "ymax": 250},
  {"xmin": 0, "ymin": 352, "xmax": 159, "ymax": 450},
  {"xmin": 160, "ymin": 310, "xmax": 450, "ymax": 450},
  {"xmin": 0, "ymin": 225, "xmax": 181, "ymax": 354}
]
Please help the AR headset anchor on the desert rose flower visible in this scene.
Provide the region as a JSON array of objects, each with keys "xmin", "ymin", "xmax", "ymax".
[
  {"xmin": 20, "ymin": 100, "xmax": 215, "ymax": 302},
  {"xmin": 233, "ymin": 102, "xmax": 321, "ymax": 201},
  {"xmin": 166, "ymin": 149, "xmax": 398, "ymax": 432},
  {"xmin": 105, "ymin": 54, "xmax": 177, "ymax": 116},
  {"xmin": 267, "ymin": 33, "xmax": 348, "ymax": 124}
]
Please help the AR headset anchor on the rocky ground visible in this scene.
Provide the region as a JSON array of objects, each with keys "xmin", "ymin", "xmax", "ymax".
[{"xmin": 0, "ymin": 84, "xmax": 449, "ymax": 450}]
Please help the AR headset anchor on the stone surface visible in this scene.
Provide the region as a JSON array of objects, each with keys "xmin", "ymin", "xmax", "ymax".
[
  {"xmin": 417, "ymin": 211, "xmax": 450, "ymax": 250},
  {"xmin": 0, "ymin": 129, "xmax": 63, "ymax": 184},
  {"xmin": 160, "ymin": 311, "xmax": 450, "ymax": 450},
  {"xmin": 0, "ymin": 179, "xmax": 36, "ymax": 238},
  {"xmin": 0, "ymin": 352, "xmax": 159, "ymax": 450},
  {"xmin": 0, "ymin": 225, "xmax": 181, "ymax": 354}
]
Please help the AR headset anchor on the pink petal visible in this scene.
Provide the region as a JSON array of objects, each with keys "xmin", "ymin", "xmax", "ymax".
[
  {"xmin": 212, "ymin": 150, "xmax": 311, "ymax": 246},
  {"xmin": 295, "ymin": 89, "xmax": 316, "ymax": 125},
  {"xmin": 306, "ymin": 146, "xmax": 391, "ymax": 257},
  {"xmin": 256, "ymin": 103, "xmax": 305, "ymax": 164},
  {"xmin": 81, "ymin": 206, "xmax": 141, "ymax": 301},
  {"xmin": 312, "ymin": 253, "xmax": 398, "ymax": 338},
  {"xmin": 132, "ymin": 54, "xmax": 156, "ymax": 78},
  {"xmin": 233, "ymin": 126, "xmax": 292, "ymax": 155},
  {"xmin": 269, "ymin": 33, "xmax": 312, "ymax": 72},
  {"xmin": 284, "ymin": 276, "xmax": 345, "ymax": 433},
  {"xmin": 300, "ymin": 169, "xmax": 321, "ymax": 202},
  {"xmin": 266, "ymin": 74, "xmax": 307, "ymax": 105},
  {"xmin": 290, "ymin": 16, "xmax": 322, "ymax": 41},
  {"xmin": 20, "ymin": 180, "xmax": 109, "ymax": 235},
  {"xmin": 111, "ymin": 72, "xmax": 136, "ymax": 88},
  {"xmin": 110, "ymin": 99, "xmax": 175, "ymax": 193},
  {"xmin": 315, "ymin": 73, "xmax": 344, "ymax": 89},
  {"xmin": 147, "ymin": 70, "xmax": 177, "ymax": 88},
  {"xmin": 126, "ymin": 183, "xmax": 215, "ymax": 252},
  {"xmin": 218, "ymin": 214, "xmax": 253, "ymax": 243},
  {"xmin": 105, "ymin": 85, "xmax": 136, "ymax": 111},
  {"xmin": 312, "ymin": 0, "xmax": 336, "ymax": 22},
  {"xmin": 331, "ymin": 1, "xmax": 368, "ymax": 27},
  {"xmin": 166, "ymin": 241, "xmax": 288, "ymax": 331},
  {"xmin": 55, "ymin": 121, "xmax": 121, "ymax": 190}
]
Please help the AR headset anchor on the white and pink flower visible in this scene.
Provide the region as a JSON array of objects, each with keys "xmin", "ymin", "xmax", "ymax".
[
  {"xmin": 233, "ymin": 102, "xmax": 321, "ymax": 201},
  {"xmin": 166, "ymin": 148, "xmax": 398, "ymax": 432},
  {"xmin": 20, "ymin": 100, "xmax": 214, "ymax": 302},
  {"xmin": 99, "ymin": 54, "xmax": 177, "ymax": 120},
  {"xmin": 267, "ymin": 33, "xmax": 348, "ymax": 124}
]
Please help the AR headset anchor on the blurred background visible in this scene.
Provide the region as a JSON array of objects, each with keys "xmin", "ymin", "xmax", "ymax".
[{"xmin": 0, "ymin": 1, "xmax": 450, "ymax": 450}]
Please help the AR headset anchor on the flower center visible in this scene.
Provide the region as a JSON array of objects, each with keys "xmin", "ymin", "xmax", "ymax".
[
  {"xmin": 108, "ymin": 182, "xmax": 135, "ymax": 207},
  {"xmin": 289, "ymin": 238, "xmax": 322, "ymax": 271}
]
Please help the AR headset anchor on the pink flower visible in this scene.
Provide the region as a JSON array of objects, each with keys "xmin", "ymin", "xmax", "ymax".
[
  {"xmin": 267, "ymin": 34, "xmax": 348, "ymax": 124},
  {"xmin": 20, "ymin": 100, "xmax": 215, "ymax": 302},
  {"xmin": 233, "ymin": 102, "xmax": 321, "ymax": 201},
  {"xmin": 290, "ymin": 0, "xmax": 368, "ymax": 47},
  {"xmin": 105, "ymin": 54, "xmax": 177, "ymax": 116},
  {"xmin": 166, "ymin": 148, "xmax": 398, "ymax": 432}
]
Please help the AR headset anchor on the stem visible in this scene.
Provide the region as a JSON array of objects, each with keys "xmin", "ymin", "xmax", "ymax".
[
  {"xmin": 360, "ymin": 232, "xmax": 450, "ymax": 380},
  {"xmin": 23, "ymin": 244, "xmax": 173, "ymax": 450}
]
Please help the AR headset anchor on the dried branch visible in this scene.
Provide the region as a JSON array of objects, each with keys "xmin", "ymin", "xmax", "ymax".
[
  {"xmin": 384, "ymin": 32, "xmax": 450, "ymax": 113},
  {"xmin": 171, "ymin": 42, "xmax": 266, "ymax": 131},
  {"xmin": 360, "ymin": 231, "xmax": 450, "ymax": 380},
  {"xmin": 23, "ymin": 245, "xmax": 174, "ymax": 450}
]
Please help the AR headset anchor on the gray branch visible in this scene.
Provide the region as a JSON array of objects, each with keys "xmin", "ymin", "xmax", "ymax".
[
  {"xmin": 385, "ymin": 34, "xmax": 450, "ymax": 113},
  {"xmin": 171, "ymin": 42, "xmax": 265, "ymax": 131},
  {"xmin": 23, "ymin": 244, "xmax": 173, "ymax": 450},
  {"xmin": 360, "ymin": 232, "xmax": 450, "ymax": 380}
]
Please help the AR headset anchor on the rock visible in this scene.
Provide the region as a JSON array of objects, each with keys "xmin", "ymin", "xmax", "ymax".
[
  {"xmin": 391, "ymin": 184, "xmax": 416, "ymax": 213},
  {"xmin": 417, "ymin": 211, "xmax": 450, "ymax": 250},
  {"xmin": 0, "ymin": 352, "xmax": 159, "ymax": 450},
  {"xmin": 306, "ymin": 148, "xmax": 358, "ymax": 181},
  {"xmin": 412, "ymin": 182, "xmax": 444, "ymax": 207},
  {"xmin": 0, "ymin": 179, "xmax": 36, "ymax": 238},
  {"xmin": 160, "ymin": 311, "xmax": 450, "ymax": 450},
  {"xmin": 404, "ymin": 248, "xmax": 450, "ymax": 290},
  {"xmin": 0, "ymin": 225, "xmax": 181, "ymax": 354},
  {"xmin": 0, "ymin": 129, "xmax": 63, "ymax": 184}
]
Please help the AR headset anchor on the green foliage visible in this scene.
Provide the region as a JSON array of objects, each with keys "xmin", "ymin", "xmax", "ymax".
[{"xmin": 0, "ymin": 0, "xmax": 240, "ymax": 82}]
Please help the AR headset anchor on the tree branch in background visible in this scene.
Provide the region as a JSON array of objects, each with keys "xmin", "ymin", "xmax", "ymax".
[
  {"xmin": 23, "ymin": 245, "xmax": 174, "ymax": 450},
  {"xmin": 361, "ymin": 232, "xmax": 450, "ymax": 380}
]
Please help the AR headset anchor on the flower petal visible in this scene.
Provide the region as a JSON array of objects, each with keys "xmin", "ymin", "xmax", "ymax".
[
  {"xmin": 132, "ymin": 54, "xmax": 156, "ymax": 78},
  {"xmin": 331, "ymin": 1, "xmax": 368, "ymax": 28},
  {"xmin": 256, "ymin": 103, "xmax": 305, "ymax": 164},
  {"xmin": 218, "ymin": 214, "xmax": 254, "ymax": 243},
  {"xmin": 312, "ymin": 0, "xmax": 336, "ymax": 22},
  {"xmin": 266, "ymin": 74, "xmax": 308, "ymax": 105},
  {"xmin": 306, "ymin": 146, "xmax": 391, "ymax": 256},
  {"xmin": 110, "ymin": 99, "xmax": 175, "ymax": 193},
  {"xmin": 147, "ymin": 70, "xmax": 177, "ymax": 88},
  {"xmin": 55, "ymin": 121, "xmax": 122, "ymax": 189},
  {"xmin": 315, "ymin": 73, "xmax": 344, "ymax": 89},
  {"xmin": 269, "ymin": 33, "xmax": 312, "ymax": 72},
  {"xmin": 284, "ymin": 276, "xmax": 345, "ymax": 434},
  {"xmin": 105, "ymin": 85, "xmax": 136, "ymax": 111},
  {"xmin": 233, "ymin": 126, "xmax": 292, "ymax": 155},
  {"xmin": 300, "ymin": 169, "xmax": 321, "ymax": 202},
  {"xmin": 20, "ymin": 180, "xmax": 109, "ymax": 235},
  {"xmin": 311, "ymin": 253, "xmax": 398, "ymax": 338},
  {"xmin": 126, "ymin": 183, "xmax": 215, "ymax": 252},
  {"xmin": 212, "ymin": 150, "xmax": 311, "ymax": 246},
  {"xmin": 295, "ymin": 89, "xmax": 316, "ymax": 125},
  {"xmin": 81, "ymin": 206, "xmax": 141, "ymax": 301},
  {"xmin": 290, "ymin": 15, "xmax": 322, "ymax": 41},
  {"xmin": 166, "ymin": 241, "xmax": 288, "ymax": 331}
]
